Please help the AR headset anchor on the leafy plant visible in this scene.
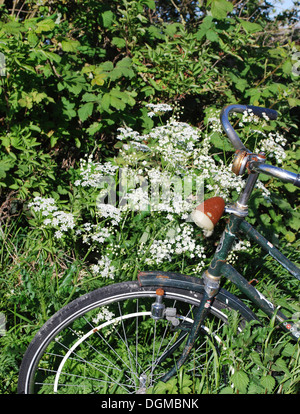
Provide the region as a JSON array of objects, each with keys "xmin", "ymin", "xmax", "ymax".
[{"xmin": 0, "ymin": 0, "xmax": 299, "ymax": 395}]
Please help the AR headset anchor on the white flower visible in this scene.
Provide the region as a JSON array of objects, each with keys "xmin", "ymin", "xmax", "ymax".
[
  {"xmin": 29, "ymin": 196, "xmax": 75, "ymax": 236},
  {"xmin": 54, "ymin": 230, "xmax": 63, "ymax": 239},
  {"xmin": 255, "ymin": 132, "xmax": 287, "ymax": 164},
  {"xmin": 96, "ymin": 203, "xmax": 121, "ymax": 223},
  {"xmin": 81, "ymin": 223, "xmax": 113, "ymax": 246},
  {"xmin": 75, "ymin": 156, "xmax": 119, "ymax": 188},
  {"xmin": 146, "ymin": 103, "xmax": 173, "ymax": 117},
  {"xmin": 28, "ymin": 197, "xmax": 58, "ymax": 214},
  {"xmin": 91, "ymin": 256, "xmax": 115, "ymax": 279},
  {"xmin": 142, "ymin": 223, "xmax": 206, "ymax": 266},
  {"xmin": 92, "ymin": 307, "xmax": 115, "ymax": 324}
]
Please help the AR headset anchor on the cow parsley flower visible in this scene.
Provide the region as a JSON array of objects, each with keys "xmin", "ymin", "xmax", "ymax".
[
  {"xmin": 91, "ymin": 256, "xmax": 115, "ymax": 279},
  {"xmin": 142, "ymin": 223, "xmax": 206, "ymax": 266},
  {"xmin": 29, "ymin": 196, "xmax": 75, "ymax": 239},
  {"xmin": 146, "ymin": 103, "xmax": 173, "ymax": 117},
  {"xmin": 256, "ymin": 132, "xmax": 287, "ymax": 164},
  {"xmin": 75, "ymin": 155, "xmax": 119, "ymax": 187}
]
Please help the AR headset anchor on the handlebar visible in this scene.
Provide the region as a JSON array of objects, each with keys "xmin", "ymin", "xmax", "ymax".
[
  {"xmin": 220, "ymin": 104, "xmax": 278, "ymax": 151},
  {"xmin": 220, "ymin": 104, "xmax": 300, "ymax": 188},
  {"xmin": 250, "ymin": 163, "xmax": 300, "ymax": 188}
]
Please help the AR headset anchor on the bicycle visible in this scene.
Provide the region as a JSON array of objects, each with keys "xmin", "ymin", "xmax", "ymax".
[{"xmin": 18, "ymin": 104, "xmax": 300, "ymax": 394}]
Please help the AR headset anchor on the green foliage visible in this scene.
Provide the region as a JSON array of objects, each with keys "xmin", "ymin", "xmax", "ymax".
[
  {"xmin": 0, "ymin": 0, "xmax": 299, "ymax": 394},
  {"xmin": 218, "ymin": 312, "xmax": 300, "ymax": 394},
  {"xmin": 0, "ymin": 0, "xmax": 299, "ymax": 204}
]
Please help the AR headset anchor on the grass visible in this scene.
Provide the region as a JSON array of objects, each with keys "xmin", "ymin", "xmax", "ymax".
[
  {"xmin": 0, "ymin": 216, "xmax": 299, "ymax": 394},
  {"xmin": 0, "ymin": 109, "xmax": 299, "ymax": 394}
]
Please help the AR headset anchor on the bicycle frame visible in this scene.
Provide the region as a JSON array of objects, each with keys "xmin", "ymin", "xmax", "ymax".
[
  {"xmin": 138, "ymin": 173, "xmax": 300, "ymax": 381},
  {"xmin": 138, "ymin": 104, "xmax": 300, "ymax": 382},
  {"xmin": 209, "ymin": 213, "xmax": 300, "ymax": 339}
]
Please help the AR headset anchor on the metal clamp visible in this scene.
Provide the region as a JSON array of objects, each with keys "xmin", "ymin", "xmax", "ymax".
[{"xmin": 203, "ymin": 271, "xmax": 221, "ymax": 298}]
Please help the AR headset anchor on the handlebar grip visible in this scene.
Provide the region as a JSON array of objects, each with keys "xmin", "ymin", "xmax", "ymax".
[{"xmin": 246, "ymin": 105, "xmax": 278, "ymax": 120}]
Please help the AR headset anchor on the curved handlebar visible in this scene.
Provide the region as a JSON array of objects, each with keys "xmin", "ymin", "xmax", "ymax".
[
  {"xmin": 220, "ymin": 104, "xmax": 300, "ymax": 188},
  {"xmin": 220, "ymin": 104, "xmax": 278, "ymax": 151}
]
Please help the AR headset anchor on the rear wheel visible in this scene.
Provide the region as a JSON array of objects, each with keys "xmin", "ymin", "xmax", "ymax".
[{"xmin": 18, "ymin": 281, "xmax": 256, "ymax": 394}]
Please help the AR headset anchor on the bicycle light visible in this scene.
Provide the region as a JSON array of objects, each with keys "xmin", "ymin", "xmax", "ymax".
[
  {"xmin": 151, "ymin": 288, "xmax": 165, "ymax": 320},
  {"xmin": 191, "ymin": 196, "xmax": 225, "ymax": 237}
]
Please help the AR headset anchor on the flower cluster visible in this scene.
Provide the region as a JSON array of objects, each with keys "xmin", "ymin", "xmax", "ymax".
[
  {"xmin": 28, "ymin": 101, "xmax": 289, "ymax": 282},
  {"xmin": 92, "ymin": 306, "xmax": 115, "ymax": 324},
  {"xmin": 146, "ymin": 103, "xmax": 173, "ymax": 118},
  {"xmin": 90, "ymin": 256, "xmax": 115, "ymax": 279},
  {"xmin": 96, "ymin": 203, "xmax": 122, "ymax": 225},
  {"xmin": 256, "ymin": 131, "xmax": 287, "ymax": 164},
  {"xmin": 140, "ymin": 223, "xmax": 206, "ymax": 269},
  {"xmin": 206, "ymin": 108, "xmax": 223, "ymax": 133},
  {"xmin": 28, "ymin": 196, "xmax": 75, "ymax": 239},
  {"xmin": 81, "ymin": 222, "xmax": 113, "ymax": 245},
  {"xmin": 227, "ymin": 239, "xmax": 251, "ymax": 264},
  {"xmin": 117, "ymin": 116, "xmax": 201, "ymax": 169},
  {"xmin": 193, "ymin": 140, "xmax": 245, "ymax": 198},
  {"xmin": 74, "ymin": 155, "xmax": 118, "ymax": 188}
]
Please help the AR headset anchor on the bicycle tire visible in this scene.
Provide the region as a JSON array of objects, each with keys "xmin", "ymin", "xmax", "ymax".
[{"xmin": 18, "ymin": 280, "xmax": 257, "ymax": 394}]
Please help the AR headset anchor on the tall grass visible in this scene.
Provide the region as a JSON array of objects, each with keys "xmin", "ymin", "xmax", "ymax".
[{"xmin": 0, "ymin": 106, "xmax": 299, "ymax": 394}]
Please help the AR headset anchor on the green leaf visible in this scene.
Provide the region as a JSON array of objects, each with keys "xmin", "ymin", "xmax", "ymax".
[
  {"xmin": 165, "ymin": 23, "xmax": 183, "ymax": 37},
  {"xmin": 272, "ymin": 358, "xmax": 289, "ymax": 375},
  {"xmin": 82, "ymin": 93, "xmax": 99, "ymax": 103},
  {"xmin": 35, "ymin": 19, "xmax": 55, "ymax": 33},
  {"xmin": 61, "ymin": 97, "xmax": 76, "ymax": 119},
  {"xmin": 91, "ymin": 73, "xmax": 107, "ymax": 86},
  {"xmin": 235, "ymin": 78, "xmax": 248, "ymax": 92},
  {"xmin": 231, "ymin": 370, "xmax": 249, "ymax": 393},
  {"xmin": 78, "ymin": 102, "xmax": 94, "ymax": 122},
  {"xmin": 208, "ymin": 0, "xmax": 233, "ymax": 20},
  {"xmin": 206, "ymin": 29, "xmax": 219, "ymax": 42},
  {"xmin": 196, "ymin": 16, "xmax": 214, "ymax": 40},
  {"xmin": 239, "ymin": 19, "xmax": 262, "ymax": 33},
  {"xmin": 250, "ymin": 351, "xmax": 263, "ymax": 367},
  {"xmin": 219, "ymin": 386, "xmax": 234, "ymax": 394},
  {"xmin": 28, "ymin": 31, "xmax": 39, "ymax": 46},
  {"xmin": 287, "ymin": 97, "xmax": 300, "ymax": 107},
  {"xmin": 86, "ymin": 122, "xmax": 103, "ymax": 136},
  {"xmin": 61, "ymin": 40, "xmax": 80, "ymax": 52},
  {"xmin": 282, "ymin": 343, "xmax": 296, "ymax": 358},
  {"xmin": 101, "ymin": 93, "xmax": 111, "ymax": 112},
  {"xmin": 260, "ymin": 375, "xmax": 275, "ymax": 392},
  {"xmin": 101, "ymin": 11, "xmax": 114, "ymax": 28},
  {"xmin": 210, "ymin": 131, "xmax": 232, "ymax": 151},
  {"xmin": 0, "ymin": 157, "xmax": 15, "ymax": 179},
  {"xmin": 112, "ymin": 37, "xmax": 126, "ymax": 49},
  {"xmin": 110, "ymin": 95, "xmax": 126, "ymax": 110},
  {"xmin": 143, "ymin": 0, "xmax": 155, "ymax": 9},
  {"xmin": 285, "ymin": 231, "xmax": 296, "ymax": 243},
  {"xmin": 282, "ymin": 59, "xmax": 292, "ymax": 75},
  {"xmin": 154, "ymin": 377, "xmax": 178, "ymax": 394}
]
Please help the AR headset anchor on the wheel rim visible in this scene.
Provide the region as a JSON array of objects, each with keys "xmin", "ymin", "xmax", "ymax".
[{"xmin": 24, "ymin": 289, "xmax": 230, "ymax": 394}]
